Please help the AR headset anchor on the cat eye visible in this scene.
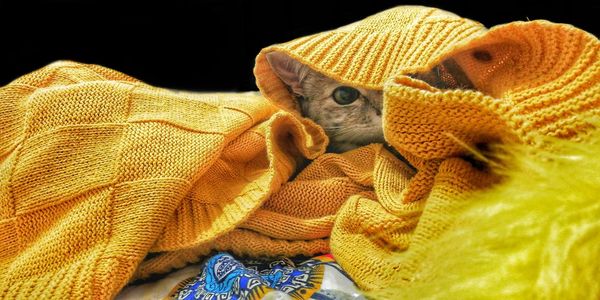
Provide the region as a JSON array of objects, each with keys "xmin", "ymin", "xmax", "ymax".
[{"xmin": 332, "ymin": 86, "xmax": 360, "ymax": 105}]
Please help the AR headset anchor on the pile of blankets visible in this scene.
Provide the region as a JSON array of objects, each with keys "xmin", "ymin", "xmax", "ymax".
[{"xmin": 1, "ymin": 5, "xmax": 598, "ymax": 299}]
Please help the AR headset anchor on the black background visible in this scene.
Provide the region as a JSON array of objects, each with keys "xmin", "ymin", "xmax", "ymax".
[{"xmin": 0, "ymin": 0, "xmax": 598, "ymax": 91}]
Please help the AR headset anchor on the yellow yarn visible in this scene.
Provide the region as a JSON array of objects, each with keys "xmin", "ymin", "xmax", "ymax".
[{"xmin": 0, "ymin": 5, "xmax": 598, "ymax": 299}]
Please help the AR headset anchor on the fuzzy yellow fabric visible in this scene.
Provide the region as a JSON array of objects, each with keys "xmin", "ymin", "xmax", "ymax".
[
  {"xmin": 1, "ymin": 5, "xmax": 598, "ymax": 299},
  {"xmin": 367, "ymin": 129, "xmax": 600, "ymax": 299}
]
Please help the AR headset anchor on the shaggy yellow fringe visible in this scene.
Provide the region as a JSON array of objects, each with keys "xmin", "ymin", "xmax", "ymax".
[{"xmin": 368, "ymin": 130, "xmax": 600, "ymax": 299}]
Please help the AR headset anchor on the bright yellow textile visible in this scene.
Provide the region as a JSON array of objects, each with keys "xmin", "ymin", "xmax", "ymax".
[
  {"xmin": 368, "ymin": 129, "xmax": 600, "ymax": 300},
  {"xmin": 1, "ymin": 5, "xmax": 598, "ymax": 299}
]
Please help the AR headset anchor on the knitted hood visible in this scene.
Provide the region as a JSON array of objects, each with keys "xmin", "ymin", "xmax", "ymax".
[{"xmin": 254, "ymin": 5, "xmax": 600, "ymax": 162}]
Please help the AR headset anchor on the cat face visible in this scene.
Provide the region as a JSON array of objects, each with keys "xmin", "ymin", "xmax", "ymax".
[{"xmin": 267, "ymin": 52, "xmax": 384, "ymax": 153}]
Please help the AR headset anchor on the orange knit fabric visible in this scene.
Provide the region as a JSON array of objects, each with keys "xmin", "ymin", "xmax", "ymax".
[
  {"xmin": 1, "ymin": 5, "xmax": 598, "ymax": 298},
  {"xmin": 254, "ymin": 5, "xmax": 599, "ymax": 291},
  {"xmin": 0, "ymin": 62, "xmax": 327, "ymax": 298}
]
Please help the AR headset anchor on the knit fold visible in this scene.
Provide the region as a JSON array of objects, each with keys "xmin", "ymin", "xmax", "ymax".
[
  {"xmin": 0, "ymin": 61, "xmax": 327, "ymax": 298},
  {"xmin": 253, "ymin": 5, "xmax": 599, "ymax": 292},
  {"xmin": 254, "ymin": 6, "xmax": 487, "ymax": 113},
  {"xmin": 385, "ymin": 20, "xmax": 600, "ymax": 162}
]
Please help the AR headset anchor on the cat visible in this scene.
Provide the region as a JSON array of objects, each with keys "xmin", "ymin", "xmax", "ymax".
[
  {"xmin": 266, "ymin": 51, "xmax": 477, "ymax": 154},
  {"xmin": 267, "ymin": 51, "xmax": 385, "ymax": 153}
]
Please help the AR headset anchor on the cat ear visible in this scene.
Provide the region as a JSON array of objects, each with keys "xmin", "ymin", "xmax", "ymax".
[{"xmin": 266, "ymin": 51, "xmax": 308, "ymax": 96}]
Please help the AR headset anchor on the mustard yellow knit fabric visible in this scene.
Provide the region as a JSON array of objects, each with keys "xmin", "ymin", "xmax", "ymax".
[
  {"xmin": 0, "ymin": 62, "xmax": 329, "ymax": 298},
  {"xmin": 1, "ymin": 5, "xmax": 598, "ymax": 299},
  {"xmin": 255, "ymin": 7, "xmax": 598, "ymax": 290}
]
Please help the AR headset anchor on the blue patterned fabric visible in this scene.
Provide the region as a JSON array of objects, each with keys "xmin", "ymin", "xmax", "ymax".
[{"xmin": 171, "ymin": 253, "xmax": 362, "ymax": 300}]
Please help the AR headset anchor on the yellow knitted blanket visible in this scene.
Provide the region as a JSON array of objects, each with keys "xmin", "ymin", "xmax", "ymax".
[{"xmin": 1, "ymin": 6, "xmax": 598, "ymax": 299}]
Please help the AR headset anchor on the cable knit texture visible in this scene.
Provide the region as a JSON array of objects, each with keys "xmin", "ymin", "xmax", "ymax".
[{"xmin": 1, "ymin": 5, "xmax": 598, "ymax": 298}]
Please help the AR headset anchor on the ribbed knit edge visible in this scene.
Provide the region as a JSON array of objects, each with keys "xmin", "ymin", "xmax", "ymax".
[
  {"xmin": 384, "ymin": 20, "xmax": 600, "ymax": 159},
  {"xmin": 134, "ymin": 229, "xmax": 330, "ymax": 280}
]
